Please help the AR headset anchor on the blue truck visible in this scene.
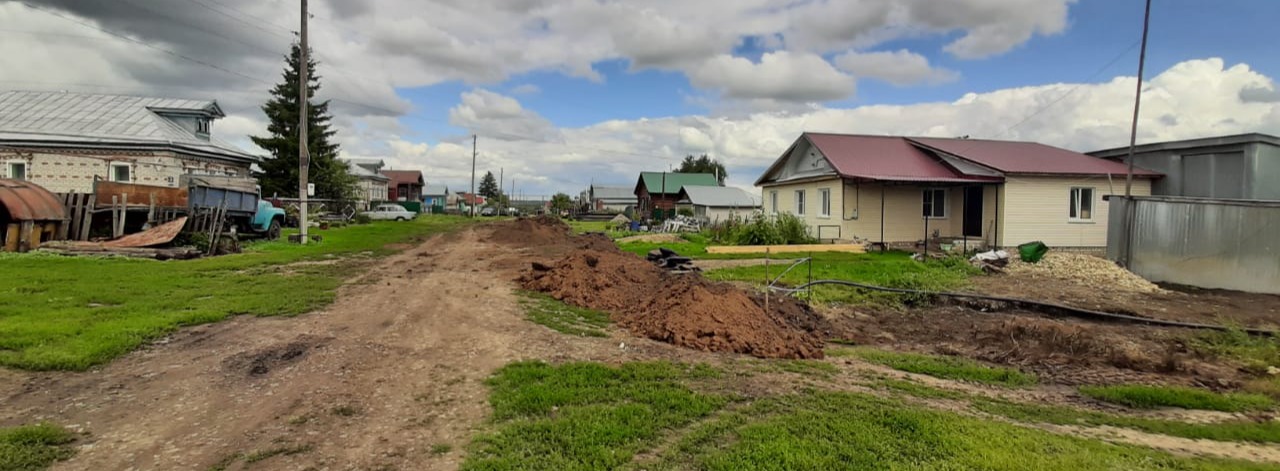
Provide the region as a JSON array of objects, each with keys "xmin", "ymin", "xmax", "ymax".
[{"xmin": 182, "ymin": 176, "xmax": 287, "ymax": 240}]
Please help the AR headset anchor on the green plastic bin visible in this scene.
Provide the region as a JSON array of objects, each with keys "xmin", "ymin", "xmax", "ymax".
[{"xmin": 1017, "ymin": 241, "xmax": 1049, "ymax": 263}]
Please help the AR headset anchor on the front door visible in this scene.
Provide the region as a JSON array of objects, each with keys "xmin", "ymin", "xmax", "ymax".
[{"xmin": 963, "ymin": 186, "xmax": 983, "ymax": 237}]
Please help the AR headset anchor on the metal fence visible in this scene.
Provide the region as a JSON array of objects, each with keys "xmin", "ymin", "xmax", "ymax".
[{"xmin": 1108, "ymin": 196, "xmax": 1280, "ymax": 294}]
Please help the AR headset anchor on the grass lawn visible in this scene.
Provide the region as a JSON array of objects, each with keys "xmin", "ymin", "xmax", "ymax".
[
  {"xmin": 0, "ymin": 216, "xmax": 474, "ymax": 371},
  {"xmin": 1079, "ymin": 384, "xmax": 1274, "ymax": 412},
  {"xmin": 973, "ymin": 398, "xmax": 1280, "ymax": 444},
  {"xmin": 516, "ymin": 290, "xmax": 612, "ymax": 338},
  {"xmin": 0, "ymin": 423, "xmax": 76, "ymax": 470},
  {"xmin": 702, "ymin": 251, "xmax": 977, "ymax": 304},
  {"xmin": 835, "ymin": 347, "xmax": 1037, "ymax": 387},
  {"xmin": 463, "ymin": 361, "xmax": 1271, "ymax": 471}
]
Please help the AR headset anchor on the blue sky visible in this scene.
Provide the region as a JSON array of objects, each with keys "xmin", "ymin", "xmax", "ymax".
[{"xmin": 395, "ymin": 0, "xmax": 1280, "ymax": 148}]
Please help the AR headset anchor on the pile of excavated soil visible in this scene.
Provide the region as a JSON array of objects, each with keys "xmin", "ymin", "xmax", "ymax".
[
  {"xmin": 515, "ymin": 221, "xmax": 828, "ymax": 359},
  {"xmin": 1006, "ymin": 253, "xmax": 1163, "ymax": 294},
  {"xmin": 487, "ymin": 215, "xmax": 575, "ymax": 246},
  {"xmin": 616, "ymin": 233, "xmax": 684, "ymax": 244}
]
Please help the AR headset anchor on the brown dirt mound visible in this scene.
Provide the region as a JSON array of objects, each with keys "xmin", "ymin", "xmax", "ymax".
[
  {"xmin": 487, "ymin": 215, "xmax": 575, "ymax": 246},
  {"xmin": 519, "ymin": 246, "xmax": 828, "ymax": 359}
]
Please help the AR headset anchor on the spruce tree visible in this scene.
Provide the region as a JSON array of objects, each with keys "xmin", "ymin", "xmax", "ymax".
[
  {"xmin": 478, "ymin": 171, "xmax": 500, "ymax": 200},
  {"xmin": 251, "ymin": 43, "xmax": 357, "ymax": 200}
]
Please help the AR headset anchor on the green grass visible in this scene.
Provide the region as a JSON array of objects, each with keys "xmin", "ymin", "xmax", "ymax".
[
  {"xmin": 0, "ymin": 423, "xmax": 76, "ymax": 470},
  {"xmin": 1079, "ymin": 384, "xmax": 1274, "ymax": 412},
  {"xmin": 703, "ymin": 251, "xmax": 978, "ymax": 304},
  {"xmin": 1190, "ymin": 329, "xmax": 1280, "ymax": 375},
  {"xmin": 0, "ymin": 216, "xmax": 474, "ymax": 371},
  {"xmin": 839, "ymin": 347, "xmax": 1037, "ymax": 387},
  {"xmin": 872, "ymin": 378, "xmax": 968, "ymax": 400},
  {"xmin": 462, "ymin": 361, "xmax": 729, "ymax": 471},
  {"xmin": 516, "ymin": 291, "xmax": 611, "ymax": 337},
  {"xmin": 974, "ymin": 398, "xmax": 1280, "ymax": 444},
  {"xmin": 431, "ymin": 443, "xmax": 453, "ymax": 455},
  {"xmin": 647, "ymin": 391, "xmax": 1270, "ymax": 471}
]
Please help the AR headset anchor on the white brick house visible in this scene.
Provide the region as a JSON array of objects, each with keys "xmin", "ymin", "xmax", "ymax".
[{"xmin": 0, "ymin": 91, "xmax": 260, "ymax": 193}]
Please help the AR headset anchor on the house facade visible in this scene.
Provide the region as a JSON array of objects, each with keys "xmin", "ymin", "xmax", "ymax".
[
  {"xmin": 0, "ymin": 91, "xmax": 259, "ymax": 193},
  {"xmin": 423, "ymin": 183, "xmax": 448, "ymax": 211},
  {"xmin": 382, "ymin": 170, "xmax": 424, "ymax": 202},
  {"xmin": 588, "ymin": 185, "xmax": 634, "ymax": 213},
  {"xmin": 634, "ymin": 172, "xmax": 719, "ymax": 220},
  {"xmin": 676, "ymin": 185, "xmax": 760, "ymax": 223},
  {"xmin": 344, "ymin": 158, "xmax": 390, "ymax": 209},
  {"xmin": 1089, "ymin": 133, "xmax": 1280, "ymax": 201},
  {"xmin": 756, "ymin": 133, "xmax": 1160, "ymax": 248}
]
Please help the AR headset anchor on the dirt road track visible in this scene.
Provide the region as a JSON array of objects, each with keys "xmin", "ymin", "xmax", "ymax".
[{"xmin": 0, "ymin": 226, "xmax": 694, "ymax": 470}]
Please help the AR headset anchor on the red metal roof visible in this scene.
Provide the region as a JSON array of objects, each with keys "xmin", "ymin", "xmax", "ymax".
[
  {"xmin": 803, "ymin": 133, "xmax": 999, "ymax": 183},
  {"xmin": 381, "ymin": 170, "xmax": 424, "ymax": 187},
  {"xmin": 908, "ymin": 137, "xmax": 1161, "ymax": 176},
  {"xmin": 0, "ymin": 179, "xmax": 66, "ymax": 221}
]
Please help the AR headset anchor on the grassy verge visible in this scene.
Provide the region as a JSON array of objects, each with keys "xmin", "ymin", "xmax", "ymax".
[
  {"xmin": 703, "ymin": 251, "xmax": 978, "ymax": 304},
  {"xmin": 0, "ymin": 423, "xmax": 76, "ymax": 470},
  {"xmin": 1080, "ymin": 384, "xmax": 1274, "ymax": 412},
  {"xmin": 463, "ymin": 361, "xmax": 727, "ymax": 471},
  {"xmin": 0, "ymin": 216, "xmax": 474, "ymax": 371},
  {"xmin": 838, "ymin": 347, "xmax": 1037, "ymax": 387},
  {"xmin": 516, "ymin": 291, "xmax": 611, "ymax": 337},
  {"xmin": 973, "ymin": 398, "xmax": 1280, "ymax": 444},
  {"xmin": 646, "ymin": 391, "xmax": 1268, "ymax": 471}
]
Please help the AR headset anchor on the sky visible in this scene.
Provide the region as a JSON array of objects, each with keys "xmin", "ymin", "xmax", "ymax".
[{"xmin": 2, "ymin": 0, "xmax": 1279, "ymax": 197}]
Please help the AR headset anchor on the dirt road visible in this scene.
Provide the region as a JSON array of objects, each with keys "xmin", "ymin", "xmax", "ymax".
[{"xmin": 0, "ymin": 226, "xmax": 691, "ymax": 470}]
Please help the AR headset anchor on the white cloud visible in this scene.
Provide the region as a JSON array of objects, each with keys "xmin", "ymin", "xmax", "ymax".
[
  {"xmin": 688, "ymin": 52, "xmax": 855, "ymax": 102},
  {"xmin": 448, "ymin": 89, "xmax": 560, "ymax": 141},
  {"xmin": 510, "ymin": 84, "xmax": 541, "ymax": 95},
  {"xmin": 834, "ymin": 49, "xmax": 958, "ymax": 85}
]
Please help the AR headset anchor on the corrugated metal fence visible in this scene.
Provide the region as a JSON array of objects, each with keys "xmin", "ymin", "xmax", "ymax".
[{"xmin": 1108, "ymin": 196, "xmax": 1280, "ymax": 294}]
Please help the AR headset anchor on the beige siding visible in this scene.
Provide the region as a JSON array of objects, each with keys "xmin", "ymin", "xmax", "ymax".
[
  {"xmin": 0, "ymin": 148, "xmax": 249, "ymax": 194},
  {"xmin": 762, "ymin": 178, "xmax": 844, "ymax": 239},
  {"xmin": 1001, "ymin": 176, "xmax": 1151, "ymax": 248}
]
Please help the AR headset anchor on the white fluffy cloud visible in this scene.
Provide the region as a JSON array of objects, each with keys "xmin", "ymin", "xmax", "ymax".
[
  {"xmin": 834, "ymin": 50, "xmax": 958, "ymax": 85},
  {"xmin": 689, "ymin": 52, "xmax": 856, "ymax": 102},
  {"xmin": 364, "ymin": 59, "xmax": 1279, "ymax": 196}
]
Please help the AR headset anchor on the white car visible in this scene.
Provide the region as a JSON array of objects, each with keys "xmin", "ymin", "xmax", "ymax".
[{"xmin": 362, "ymin": 204, "xmax": 416, "ymax": 221}]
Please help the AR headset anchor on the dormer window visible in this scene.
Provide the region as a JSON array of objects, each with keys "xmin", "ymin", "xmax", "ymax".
[{"xmin": 196, "ymin": 118, "xmax": 210, "ymax": 135}]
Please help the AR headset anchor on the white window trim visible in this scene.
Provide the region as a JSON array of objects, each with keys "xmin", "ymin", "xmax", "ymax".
[
  {"xmin": 818, "ymin": 188, "xmax": 831, "ymax": 218},
  {"xmin": 110, "ymin": 162, "xmax": 133, "ymax": 182},
  {"xmin": 923, "ymin": 188, "xmax": 948, "ymax": 219},
  {"xmin": 1069, "ymin": 187, "xmax": 1095, "ymax": 223},
  {"xmin": 5, "ymin": 160, "xmax": 28, "ymax": 180},
  {"xmin": 794, "ymin": 189, "xmax": 806, "ymax": 215},
  {"xmin": 769, "ymin": 190, "xmax": 778, "ymax": 215}
]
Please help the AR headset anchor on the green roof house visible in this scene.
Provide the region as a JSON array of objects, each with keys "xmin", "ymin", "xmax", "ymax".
[{"xmin": 634, "ymin": 172, "xmax": 719, "ymax": 220}]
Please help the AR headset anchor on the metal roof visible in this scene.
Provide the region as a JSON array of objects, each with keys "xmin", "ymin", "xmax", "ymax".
[
  {"xmin": 0, "ymin": 179, "xmax": 66, "ymax": 221},
  {"xmin": 590, "ymin": 185, "xmax": 633, "ymax": 201},
  {"xmin": 1088, "ymin": 133, "xmax": 1280, "ymax": 158},
  {"xmin": 423, "ymin": 183, "xmax": 449, "ymax": 196},
  {"xmin": 637, "ymin": 172, "xmax": 718, "ymax": 195},
  {"xmin": 908, "ymin": 137, "xmax": 1161, "ymax": 176},
  {"xmin": 0, "ymin": 90, "xmax": 258, "ymax": 163},
  {"xmin": 345, "ymin": 161, "xmax": 389, "ymax": 181},
  {"xmin": 382, "ymin": 170, "xmax": 424, "ymax": 186},
  {"xmin": 798, "ymin": 133, "xmax": 999, "ymax": 184},
  {"xmin": 678, "ymin": 185, "xmax": 760, "ymax": 207}
]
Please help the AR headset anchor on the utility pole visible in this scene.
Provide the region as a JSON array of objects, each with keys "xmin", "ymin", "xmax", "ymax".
[
  {"xmin": 499, "ymin": 167, "xmax": 504, "ymax": 215},
  {"xmin": 469, "ymin": 134, "xmax": 477, "ymax": 217},
  {"xmin": 297, "ymin": 0, "xmax": 310, "ymax": 244},
  {"xmin": 1124, "ymin": 0, "xmax": 1152, "ymax": 198}
]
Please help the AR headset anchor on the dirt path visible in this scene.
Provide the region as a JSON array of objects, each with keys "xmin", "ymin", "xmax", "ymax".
[{"xmin": 0, "ymin": 227, "xmax": 692, "ymax": 471}]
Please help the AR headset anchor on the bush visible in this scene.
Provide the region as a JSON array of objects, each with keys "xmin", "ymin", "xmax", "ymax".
[
  {"xmin": 677, "ymin": 208, "xmax": 694, "ymax": 217},
  {"xmin": 352, "ymin": 213, "xmax": 373, "ymax": 225},
  {"xmin": 775, "ymin": 213, "xmax": 816, "ymax": 244},
  {"xmin": 732, "ymin": 213, "xmax": 816, "ymax": 246}
]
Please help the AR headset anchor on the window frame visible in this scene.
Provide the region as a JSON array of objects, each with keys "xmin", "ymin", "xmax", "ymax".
[
  {"xmin": 818, "ymin": 187, "xmax": 831, "ymax": 218},
  {"xmin": 922, "ymin": 188, "xmax": 947, "ymax": 219},
  {"xmin": 110, "ymin": 162, "xmax": 132, "ymax": 183},
  {"xmin": 6, "ymin": 160, "xmax": 27, "ymax": 180},
  {"xmin": 794, "ymin": 189, "xmax": 806, "ymax": 215},
  {"xmin": 769, "ymin": 190, "xmax": 778, "ymax": 215},
  {"xmin": 1069, "ymin": 187, "xmax": 1095, "ymax": 222},
  {"xmin": 196, "ymin": 118, "xmax": 210, "ymax": 135}
]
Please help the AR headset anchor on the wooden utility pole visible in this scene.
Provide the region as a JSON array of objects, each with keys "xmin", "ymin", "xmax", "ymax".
[
  {"xmin": 499, "ymin": 167, "xmax": 504, "ymax": 214},
  {"xmin": 469, "ymin": 135, "xmax": 477, "ymax": 217},
  {"xmin": 297, "ymin": 0, "xmax": 310, "ymax": 244},
  {"xmin": 1124, "ymin": 0, "xmax": 1152, "ymax": 198}
]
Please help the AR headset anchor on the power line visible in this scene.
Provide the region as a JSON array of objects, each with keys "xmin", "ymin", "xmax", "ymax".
[
  {"xmin": 182, "ymin": 0, "xmax": 293, "ymax": 39},
  {"xmin": 114, "ymin": 0, "xmax": 285, "ymax": 57}
]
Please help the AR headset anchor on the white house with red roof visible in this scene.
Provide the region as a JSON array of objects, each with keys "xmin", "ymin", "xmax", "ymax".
[{"xmin": 755, "ymin": 133, "xmax": 1162, "ymax": 249}]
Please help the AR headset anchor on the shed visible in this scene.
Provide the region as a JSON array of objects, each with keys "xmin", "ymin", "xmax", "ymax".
[
  {"xmin": 676, "ymin": 185, "xmax": 761, "ymax": 223},
  {"xmin": 0, "ymin": 179, "xmax": 67, "ymax": 252},
  {"xmin": 1089, "ymin": 133, "xmax": 1280, "ymax": 200},
  {"xmin": 634, "ymin": 172, "xmax": 719, "ymax": 220}
]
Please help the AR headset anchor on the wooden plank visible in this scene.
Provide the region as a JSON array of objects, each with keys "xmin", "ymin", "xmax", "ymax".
[
  {"xmin": 94, "ymin": 181, "xmax": 188, "ymax": 208},
  {"xmin": 79, "ymin": 194, "xmax": 96, "ymax": 241},
  {"xmin": 18, "ymin": 220, "xmax": 34, "ymax": 252},
  {"xmin": 705, "ymin": 243, "xmax": 867, "ymax": 255},
  {"xmin": 3, "ymin": 223, "xmax": 19, "ymax": 252}
]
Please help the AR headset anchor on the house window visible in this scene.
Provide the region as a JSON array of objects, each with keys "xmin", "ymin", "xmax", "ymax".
[
  {"xmin": 1070, "ymin": 187, "xmax": 1094, "ymax": 221},
  {"xmin": 818, "ymin": 188, "xmax": 831, "ymax": 217},
  {"xmin": 6, "ymin": 161, "xmax": 26, "ymax": 180},
  {"xmin": 770, "ymin": 191, "xmax": 778, "ymax": 214},
  {"xmin": 922, "ymin": 188, "xmax": 946, "ymax": 218},
  {"xmin": 110, "ymin": 163, "xmax": 132, "ymax": 182},
  {"xmin": 794, "ymin": 190, "xmax": 806, "ymax": 215},
  {"xmin": 196, "ymin": 118, "xmax": 210, "ymax": 135}
]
